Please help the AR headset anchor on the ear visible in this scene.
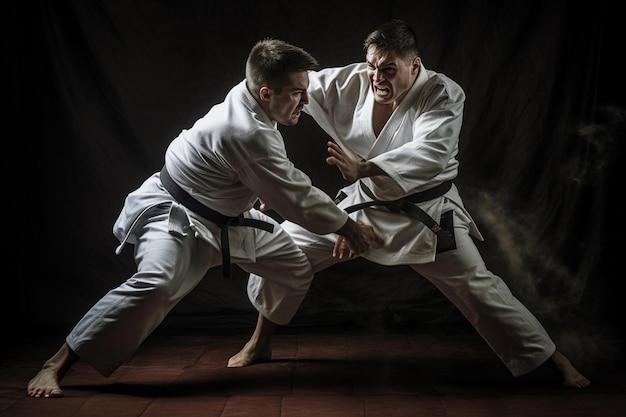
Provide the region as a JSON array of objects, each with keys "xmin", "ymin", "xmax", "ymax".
[
  {"xmin": 411, "ymin": 57, "xmax": 421, "ymax": 74},
  {"xmin": 259, "ymin": 86, "xmax": 271, "ymax": 102}
]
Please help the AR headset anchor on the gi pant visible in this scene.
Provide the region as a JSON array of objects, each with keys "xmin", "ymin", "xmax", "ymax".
[
  {"xmin": 67, "ymin": 207, "xmax": 313, "ymax": 377},
  {"xmin": 248, "ymin": 200, "xmax": 556, "ymax": 377}
]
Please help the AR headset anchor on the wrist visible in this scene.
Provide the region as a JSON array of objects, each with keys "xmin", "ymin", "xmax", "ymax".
[
  {"xmin": 359, "ymin": 160, "xmax": 384, "ymax": 178},
  {"xmin": 336, "ymin": 218, "xmax": 356, "ymax": 238}
]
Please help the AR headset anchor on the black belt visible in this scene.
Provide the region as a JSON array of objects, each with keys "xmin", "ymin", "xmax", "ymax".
[
  {"xmin": 159, "ymin": 166, "xmax": 274, "ymax": 278},
  {"xmin": 343, "ymin": 180, "xmax": 455, "ymax": 249}
]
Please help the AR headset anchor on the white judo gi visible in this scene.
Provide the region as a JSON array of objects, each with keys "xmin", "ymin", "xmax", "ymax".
[
  {"xmin": 247, "ymin": 63, "xmax": 557, "ymax": 377},
  {"xmin": 66, "ymin": 80, "xmax": 349, "ymax": 377}
]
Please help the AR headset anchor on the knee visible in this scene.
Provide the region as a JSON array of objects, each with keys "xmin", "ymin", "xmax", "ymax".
[
  {"xmin": 248, "ymin": 268, "xmax": 314, "ymax": 294},
  {"xmin": 290, "ymin": 271, "xmax": 315, "ymax": 292},
  {"xmin": 125, "ymin": 272, "xmax": 181, "ymax": 300}
]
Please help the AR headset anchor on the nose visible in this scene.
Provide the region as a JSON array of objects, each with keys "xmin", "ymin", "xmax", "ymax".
[
  {"xmin": 301, "ymin": 89, "xmax": 310, "ymax": 105},
  {"xmin": 373, "ymin": 69, "xmax": 384, "ymax": 82}
]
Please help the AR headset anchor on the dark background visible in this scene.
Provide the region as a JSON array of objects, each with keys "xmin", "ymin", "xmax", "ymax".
[{"xmin": 9, "ymin": 1, "xmax": 624, "ymax": 368}]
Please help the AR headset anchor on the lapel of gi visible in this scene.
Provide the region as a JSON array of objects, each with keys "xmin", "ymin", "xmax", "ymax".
[{"xmin": 366, "ymin": 65, "xmax": 430, "ymax": 159}]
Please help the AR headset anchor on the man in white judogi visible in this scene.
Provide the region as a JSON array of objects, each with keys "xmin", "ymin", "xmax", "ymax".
[
  {"xmin": 27, "ymin": 39, "xmax": 381, "ymax": 399},
  {"xmin": 230, "ymin": 20, "xmax": 590, "ymax": 389}
]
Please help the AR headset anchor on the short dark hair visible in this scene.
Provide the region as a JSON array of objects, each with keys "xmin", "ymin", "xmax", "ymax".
[
  {"xmin": 246, "ymin": 38, "xmax": 319, "ymax": 94},
  {"xmin": 363, "ymin": 19, "xmax": 419, "ymax": 60}
]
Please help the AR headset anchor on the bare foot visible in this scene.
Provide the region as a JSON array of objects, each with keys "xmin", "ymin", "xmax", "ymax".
[
  {"xmin": 27, "ymin": 343, "xmax": 78, "ymax": 398},
  {"xmin": 550, "ymin": 350, "xmax": 591, "ymax": 388},
  {"xmin": 27, "ymin": 367, "xmax": 64, "ymax": 398},
  {"xmin": 227, "ymin": 340, "xmax": 271, "ymax": 367}
]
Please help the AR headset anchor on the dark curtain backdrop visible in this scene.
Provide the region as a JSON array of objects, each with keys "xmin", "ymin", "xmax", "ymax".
[{"xmin": 10, "ymin": 1, "xmax": 624, "ymax": 365}]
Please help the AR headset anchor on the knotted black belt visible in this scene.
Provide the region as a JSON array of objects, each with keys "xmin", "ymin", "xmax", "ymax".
[
  {"xmin": 343, "ymin": 180, "xmax": 455, "ymax": 249},
  {"xmin": 159, "ymin": 166, "xmax": 274, "ymax": 278}
]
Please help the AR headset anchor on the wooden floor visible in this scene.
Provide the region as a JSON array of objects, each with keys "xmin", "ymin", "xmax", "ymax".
[{"xmin": 2, "ymin": 321, "xmax": 624, "ymax": 417}]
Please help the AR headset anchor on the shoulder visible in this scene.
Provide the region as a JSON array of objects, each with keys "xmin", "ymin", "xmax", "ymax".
[
  {"xmin": 188, "ymin": 83, "xmax": 283, "ymax": 160},
  {"xmin": 423, "ymin": 69, "xmax": 465, "ymax": 103},
  {"xmin": 309, "ymin": 63, "xmax": 368, "ymax": 90}
]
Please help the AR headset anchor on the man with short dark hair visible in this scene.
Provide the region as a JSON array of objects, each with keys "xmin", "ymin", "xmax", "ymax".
[
  {"xmin": 230, "ymin": 21, "xmax": 590, "ymax": 389},
  {"xmin": 27, "ymin": 38, "xmax": 382, "ymax": 399}
]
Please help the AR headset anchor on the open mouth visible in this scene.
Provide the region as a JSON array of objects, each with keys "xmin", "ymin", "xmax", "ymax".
[{"xmin": 374, "ymin": 85, "xmax": 390, "ymax": 97}]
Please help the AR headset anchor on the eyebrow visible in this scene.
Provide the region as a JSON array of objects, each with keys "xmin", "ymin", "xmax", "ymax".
[
  {"xmin": 286, "ymin": 86, "xmax": 307, "ymax": 94},
  {"xmin": 367, "ymin": 59, "xmax": 398, "ymax": 68}
]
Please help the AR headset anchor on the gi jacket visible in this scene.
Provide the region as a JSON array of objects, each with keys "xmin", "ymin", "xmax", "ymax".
[
  {"xmin": 304, "ymin": 63, "xmax": 483, "ymax": 264},
  {"xmin": 113, "ymin": 80, "xmax": 348, "ymax": 260}
]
